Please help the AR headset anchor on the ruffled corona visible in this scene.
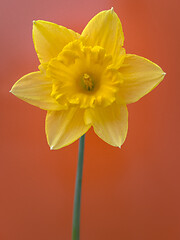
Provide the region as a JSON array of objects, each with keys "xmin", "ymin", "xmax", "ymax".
[{"xmin": 47, "ymin": 40, "xmax": 122, "ymax": 108}]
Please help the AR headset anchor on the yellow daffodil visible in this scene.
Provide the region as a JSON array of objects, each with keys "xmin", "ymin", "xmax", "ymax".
[{"xmin": 11, "ymin": 8, "xmax": 165, "ymax": 150}]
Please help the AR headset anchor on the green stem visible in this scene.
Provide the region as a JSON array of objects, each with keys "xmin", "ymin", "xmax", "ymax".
[{"xmin": 72, "ymin": 135, "xmax": 85, "ymax": 240}]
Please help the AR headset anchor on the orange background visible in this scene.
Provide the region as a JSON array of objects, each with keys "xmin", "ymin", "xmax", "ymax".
[{"xmin": 1, "ymin": 0, "xmax": 180, "ymax": 239}]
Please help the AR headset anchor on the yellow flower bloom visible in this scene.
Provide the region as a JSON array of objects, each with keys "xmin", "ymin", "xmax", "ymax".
[{"xmin": 11, "ymin": 8, "xmax": 165, "ymax": 150}]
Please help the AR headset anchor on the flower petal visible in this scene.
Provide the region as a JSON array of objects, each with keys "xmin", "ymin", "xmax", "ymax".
[
  {"xmin": 85, "ymin": 103, "xmax": 128, "ymax": 147},
  {"xmin": 81, "ymin": 8, "xmax": 124, "ymax": 64},
  {"xmin": 10, "ymin": 72, "xmax": 63, "ymax": 110},
  {"xmin": 117, "ymin": 54, "xmax": 166, "ymax": 104},
  {"xmin": 33, "ymin": 20, "xmax": 80, "ymax": 63},
  {"xmin": 46, "ymin": 107, "xmax": 91, "ymax": 149}
]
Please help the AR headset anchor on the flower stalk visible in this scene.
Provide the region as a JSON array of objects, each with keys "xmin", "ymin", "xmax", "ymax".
[{"xmin": 72, "ymin": 135, "xmax": 85, "ymax": 240}]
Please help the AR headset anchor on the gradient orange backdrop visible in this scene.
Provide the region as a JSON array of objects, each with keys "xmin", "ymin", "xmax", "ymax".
[{"xmin": 1, "ymin": 0, "xmax": 180, "ymax": 239}]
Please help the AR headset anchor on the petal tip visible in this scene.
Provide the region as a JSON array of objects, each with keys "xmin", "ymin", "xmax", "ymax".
[
  {"xmin": 33, "ymin": 20, "xmax": 40, "ymax": 27},
  {"xmin": 50, "ymin": 145, "xmax": 54, "ymax": 150},
  {"xmin": 111, "ymin": 7, "xmax": 114, "ymax": 11},
  {"xmin": 33, "ymin": 20, "xmax": 42, "ymax": 27},
  {"xmin": 162, "ymin": 72, "xmax": 166, "ymax": 76},
  {"xmin": 9, "ymin": 87, "xmax": 15, "ymax": 95}
]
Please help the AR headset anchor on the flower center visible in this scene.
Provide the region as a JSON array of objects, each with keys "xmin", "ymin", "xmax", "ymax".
[
  {"xmin": 81, "ymin": 73, "xmax": 94, "ymax": 91},
  {"xmin": 48, "ymin": 40, "xmax": 121, "ymax": 108}
]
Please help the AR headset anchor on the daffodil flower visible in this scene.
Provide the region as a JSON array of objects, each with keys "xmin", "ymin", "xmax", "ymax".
[{"xmin": 11, "ymin": 8, "xmax": 165, "ymax": 150}]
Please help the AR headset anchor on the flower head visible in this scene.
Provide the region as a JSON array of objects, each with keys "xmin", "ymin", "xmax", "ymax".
[{"xmin": 11, "ymin": 8, "xmax": 165, "ymax": 149}]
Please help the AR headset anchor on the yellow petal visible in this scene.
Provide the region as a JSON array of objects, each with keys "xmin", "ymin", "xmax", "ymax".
[
  {"xmin": 81, "ymin": 8, "xmax": 124, "ymax": 65},
  {"xmin": 33, "ymin": 20, "xmax": 80, "ymax": 63},
  {"xmin": 10, "ymin": 72, "xmax": 63, "ymax": 110},
  {"xmin": 117, "ymin": 54, "xmax": 165, "ymax": 104},
  {"xmin": 46, "ymin": 107, "xmax": 91, "ymax": 149},
  {"xmin": 85, "ymin": 103, "xmax": 128, "ymax": 147}
]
